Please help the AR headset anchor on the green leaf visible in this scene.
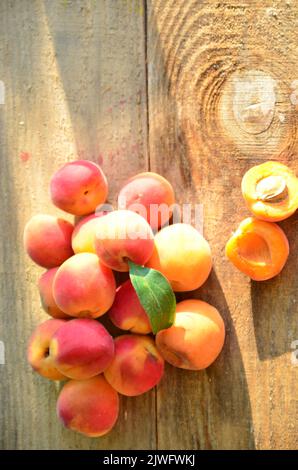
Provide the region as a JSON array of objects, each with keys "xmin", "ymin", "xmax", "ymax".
[{"xmin": 128, "ymin": 260, "xmax": 176, "ymax": 335}]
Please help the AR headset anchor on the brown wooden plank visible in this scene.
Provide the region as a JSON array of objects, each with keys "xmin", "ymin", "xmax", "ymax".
[
  {"xmin": 0, "ymin": 0, "xmax": 154, "ymax": 450},
  {"xmin": 147, "ymin": 0, "xmax": 298, "ymax": 449}
]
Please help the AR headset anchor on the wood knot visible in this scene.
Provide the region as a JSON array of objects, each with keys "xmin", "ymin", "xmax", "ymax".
[
  {"xmin": 232, "ymin": 70, "xmax": 276, "ymax": 135},
  {"xmin": 219, "ymin": 68, "xmax": 294, "ymax": 159}
]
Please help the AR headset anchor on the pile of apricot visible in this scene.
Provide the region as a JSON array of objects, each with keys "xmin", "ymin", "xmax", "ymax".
[
  {"xmin": 226, "ymin": 161, "xmax": 298, "ymax": 281},
  {"xmin": 24, "ymin": 160, "xmax": 225, "ymax": 438}
]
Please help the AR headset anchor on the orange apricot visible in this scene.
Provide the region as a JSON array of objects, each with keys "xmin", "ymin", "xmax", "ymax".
[
  {"xmin": 146, "ymin": 223, "xmax": 212, "ymax": 292},
  {"xmin": 225, "ymin": 217, "xmax": 289, "ymax": 281},
  {"xmin": 94, "ymin": 210, "xmax": 154, "ymax": 272},
  {"xmin": 156, "ymin": 299, "xmax": 225, "ymax": 370},
  {"xmin": 71, "ymin": 211, "xmax": 108, "ymax": 254},
  {"xmin": 118, "ymin": 172, "xmax": 175, "ymax": 230},
  {"xmin": 241, "ymin": 161, "xmax": 298, "ymax": 222}
]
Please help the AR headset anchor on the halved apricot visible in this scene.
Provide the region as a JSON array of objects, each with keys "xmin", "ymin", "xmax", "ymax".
[
  {"xmin": 241, "ymin": 161, "xmax": 298, "ymax": 222},
  {"xmin": 225, "ymin": 217, "xmax": 289, "ymax": 281}
]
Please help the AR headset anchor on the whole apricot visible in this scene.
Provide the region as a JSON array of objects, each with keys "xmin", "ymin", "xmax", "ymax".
[
  {"xmin": 27, "ymin": 319, "xmax": 67, "ymax": 380},
  {"xmin": 118, "ymin": 172, "xmax": 175, "ymax": 230},
  {"xmin": 146, "ymin": 223, "xmax": 212, "ymax": 291},
  {"xmin": 71, "ymin": 211, "xmax": 108, "ymax": 254},
  {"xmin": 109, "ymin": 280, "xmax": 151, "ymax": 334},
  {"xmin": 50, "ymin": 318, "xmax": 114, "ymax": 380},
  {"xmin": 156, "ymin": 299, "xmax": 225, "ymax": 370},
  {"xmin": 104, "ymin": 335, "xmax": 164, "ymax": 396},
  {"xmin": 50, "ymin": 160, "xmax": 108, "ymax": 216},
  {"xmin": 38, "ymin": 268, "xmax": 69, "ymax": 319},
  {"xmin": 53, "ymin": 253, "xmax": 116, "ymax": 318},
  {"xmin": 24, "ymin": 214, "xmax": 74, "ymax": 268},
  {"xmin": 57, "ymin": 376, "xmax": 119, "ymax": 437},
  {"xmin": 94, "ymin": 210, "xmax": 154, "ymax": 272}
]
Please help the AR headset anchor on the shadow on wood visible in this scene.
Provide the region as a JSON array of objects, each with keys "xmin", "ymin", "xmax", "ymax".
[
  {"xmin": 147, "ymin": 2, "xmax": 256, "ymax": 449},
  {"xmin": 251, "ymin": 212, "xmax": 298, "ymax": 360}
]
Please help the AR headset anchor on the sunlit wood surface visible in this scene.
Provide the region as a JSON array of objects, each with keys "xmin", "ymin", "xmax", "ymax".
[{"xmin": 0, "ymin": 0, "xmax": 297, "ymax": 450}]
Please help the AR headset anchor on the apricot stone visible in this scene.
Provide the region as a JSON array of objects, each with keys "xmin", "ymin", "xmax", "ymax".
[
  {"xmin": 241, "ymin": 161, "xmax": 298, "ymax": 222},
  {"xmin": 57, "ymin": 376, "xmax": 119, "ymax": 437}
]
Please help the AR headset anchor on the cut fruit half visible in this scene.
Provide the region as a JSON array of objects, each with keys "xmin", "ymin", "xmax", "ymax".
[
  {"xmin": 241, "ymin": 161, "xmax": 298, "ymax": 222},
  {"xmin": 225, "ymin": 217, "xmax": 289, "ymax": 281}
]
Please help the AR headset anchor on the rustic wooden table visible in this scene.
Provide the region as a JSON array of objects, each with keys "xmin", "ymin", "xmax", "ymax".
[{"xmin": 0, "ymin": 0, "xmax": 297, "ymax": 450}]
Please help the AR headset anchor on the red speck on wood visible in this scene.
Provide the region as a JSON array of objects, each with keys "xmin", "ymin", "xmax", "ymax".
[
  {"xmin": 97, "ymin": 153, "xmax": 104, "ymax": 165},
  {"xmin": 109, "ymin": 151, "xmax": 115, "ymax": 162},
  {"xmin": 20, "ymin": 152, "xmax": 30, "ymax": 162}
]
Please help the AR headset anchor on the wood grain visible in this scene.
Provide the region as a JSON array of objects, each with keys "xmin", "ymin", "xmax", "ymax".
[
  {"xmin": 0, "ymin": 0, "xmax": 154, "ymax": 450},
  {"xmin": 147, "ymin": 0, "xmax": 298, "ymax": 450},
  {"xmin": 0, "ymin": 0, "xmax": 297, "ymax": 450}
]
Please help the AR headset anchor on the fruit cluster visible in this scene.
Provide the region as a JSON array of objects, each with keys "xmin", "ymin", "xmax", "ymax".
[
  {"xmin": 24, "ymin": 160, "xmax": 225, "ymax": 438},
  {"xmin": 226, "ymin": 161, "xmax": 298, "ymax": 280}
]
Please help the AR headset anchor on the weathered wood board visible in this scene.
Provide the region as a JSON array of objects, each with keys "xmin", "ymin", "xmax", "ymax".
[{"xmin": 0, "ymin": 0, "xmax": 297, "ymax": 450}]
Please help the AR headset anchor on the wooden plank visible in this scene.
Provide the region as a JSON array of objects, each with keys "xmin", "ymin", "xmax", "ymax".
[
  {"xmin": 0, "ymin": 0, "xmax": 154, "ymax": 450},
  {"xmin": 147, "ymin": 0, "xmax": 298, "ymax": 449},
  {"xmin": 1, "ymin": 0, "xmax": 297, "ymax": 451}
]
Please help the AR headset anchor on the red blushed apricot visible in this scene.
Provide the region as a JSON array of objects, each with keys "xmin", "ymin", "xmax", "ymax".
[
  {"xmin": 226, "ymin": 217, "xmax": 289, "ymax": 281},
  {"xmin": 38, "ymin": 268, "xmax": 69, "ymax": 319},
  {"xmin": 118, "ymin": 172, "xmax": 175, "ymax": 230},
  {"xmin": 94, "ymin": 210, "xmax": 154, "ymax": 272},
  {"xmin": 27, "ymin": 319, "xmax": 67, "ymax": 380},
  {"xmin": 53, "ymin": 253, "xmax": 116, "ymax": 318},
  {"xmin": 241, "ymin": 161, "xmax": 298, "ymax": 222},
  {"xmin": 50, "ymin": 319, "xmax": 114, "ymax": 380},
  {"xmin": 71, "ymin": 211, "xmax": 108, "ymax": 254},
  {"xmin": 57, "ymin": 376, "xmax": 119, "ymax": 437},
  {"xmin": 50, "ymin": 160, "xmax": 108, "ymax": 216},
  {"xmin": 146, "ymin": 223, "xmax": 212, "ymax": 292},
  {"xmin": 156, "ymin": 299, "xmax": 225, "ymax": 370},
  {"xmin": 24, "ymin": 214, "xmax": 74, "ymax": 268},
  {"xmin": 109, "ymin": 280, "xmax": 151, "ymax": 334},
  {"xmin": 104, "ymin": 335, "xmax": 164, "ymax": 396}
]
